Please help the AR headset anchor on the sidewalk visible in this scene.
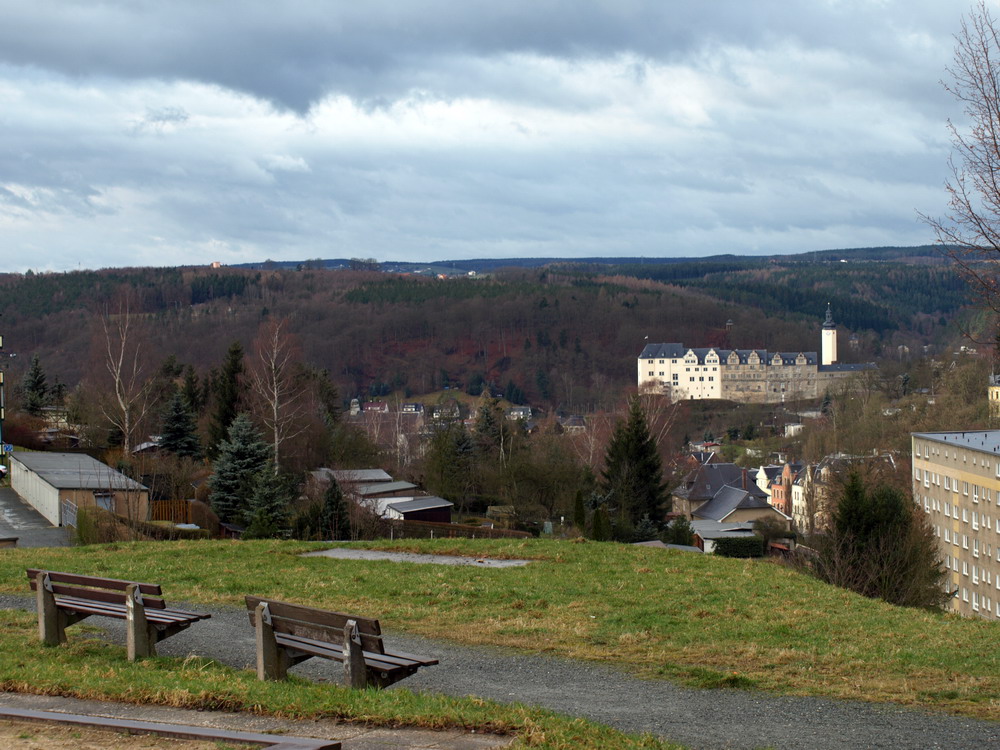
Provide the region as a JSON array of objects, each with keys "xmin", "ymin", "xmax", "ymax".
[{"xmin": 0, "ymin": 487, "xmax": 70, "ymax": 548}]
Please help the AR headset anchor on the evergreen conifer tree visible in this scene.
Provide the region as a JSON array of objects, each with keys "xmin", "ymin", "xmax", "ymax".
[
  {"xmin": 21, "ymin": 355, "xmax": 48, "ymax": 416},
  {"xmin": 207, "ymin": 341, "xmax": 244, "ymax": 460},
  {"xmin": 601, "ymin": 397, "xmax": 667, "ymax": 525},
  {"xmin": 209, "ymin": 413, "xmax": 270, "ymax": 524},
  {"xmin": 573, "ymin": 489, "xmax": 587, "ymax": 530},
  {"xmin": 664, "ymin": 516, "xmax": 694, "ymax": 546},
  {"xmin": 180, "ymin": 365, "xmax": 203, "ymax": 412},
  {"xmin": 243, "ymin": 462, "xmax": 293, "ymax": 539},
  {"xmin": 815, "ymin": 472, "xmax": 948, "ymax": 608},
  {"xmin": 159, "ymin": 392, "xmax": 202, "ymax": 459},
  {"xmin": 320, "ymin": 479, "xmax": 352, "ymax": 540},
  {"xmin": 591, "ymin": 505, "xmax": 611, "ymax": 541}
]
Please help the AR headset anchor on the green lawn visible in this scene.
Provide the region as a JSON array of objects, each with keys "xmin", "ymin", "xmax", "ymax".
[{"xmin": 1, "ymin": 538, "xmax": 999, "ymax": 730}]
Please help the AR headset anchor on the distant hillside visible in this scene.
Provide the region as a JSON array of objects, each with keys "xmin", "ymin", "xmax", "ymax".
[
  {"xmin": 233, "ymin": 245, "xmax": 949, "ymax": 275},
  {"xmin": 0, "ymin": 248, "xmax": 971, "ymax": 416}
]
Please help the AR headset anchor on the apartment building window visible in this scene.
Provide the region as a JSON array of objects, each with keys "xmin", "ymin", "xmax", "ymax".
[
  {"xmin": 973, "ymin": 592, "xmax": 980, "ymax": 611},
  {"xmin": 944, "ymin": 477, "xmax": 951, "ymax": 491},
  {"xmin": 945, "ymin": 529, "xmax": 951, "ymax": 543},
  {"xmin": 963, "ymin": 508, "xmax": 969, "ymax": 523},
  {"xmin": 975, "ymin": 539, "xmax": 980, "ymax": 557},
  {"xmin": 974, "ymin": 487, "xmax": 980, "ymax": 504},
  {"xmin": 964, "ymin": 534, "xmax": 970, "ymax": 549},
  {"xmin": 963, "ymin": 588, "xmax": 969, "ymax": 602},
  {"xmin": 964, "ymin": 482, "xmax": 970, "ymax": 495},
  {"xmin": 973, "ymin": 565, "xmax": 980, "ymax": 584},
  {"xmin": 963, "ymin": 561, "xmax": 969, "ymax": 576},
  {"xmin": 973, "ymin": 512, "xmax": 980, "ymax": 530},
  {"xmin": 945, "ymin": 501, "xmax": 951, "ymax": 516}
]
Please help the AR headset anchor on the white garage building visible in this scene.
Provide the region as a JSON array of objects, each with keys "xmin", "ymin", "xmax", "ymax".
[{"xmin": 9, "ymin": 451, "xmax": 149, "ymax": 527}]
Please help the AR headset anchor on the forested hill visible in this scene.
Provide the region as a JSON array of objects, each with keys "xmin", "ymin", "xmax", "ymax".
[
  {"xmin": 0, "ymin": 249, "xmax": 971, "ymax": 414},
  {"xmin": 236, "ymin": 244, "xmax": 947, "ymax": 275}
]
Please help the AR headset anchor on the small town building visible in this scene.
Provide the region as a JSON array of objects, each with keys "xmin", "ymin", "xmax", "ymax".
[
  {"xmin": 8, "ymin": 451, "xmax": 149, "ymax": 527},
  {"xmin": 377, "ymin": 496, "xmax": 453, "ymax": 523}
]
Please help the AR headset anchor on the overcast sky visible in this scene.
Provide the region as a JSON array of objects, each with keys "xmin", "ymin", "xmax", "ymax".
[{"xmin": 0, "ymin": 1, "xmax": 975, "ymax": 271}]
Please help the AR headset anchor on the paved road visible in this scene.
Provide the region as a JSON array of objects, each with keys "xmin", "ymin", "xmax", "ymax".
[
  {"xmin": 0, "ymin": 487, "xmax": 70, "ymax": 547},
  {"xmin": 1, "ymin": 593, "xmax": 998, "ymax": 749}
]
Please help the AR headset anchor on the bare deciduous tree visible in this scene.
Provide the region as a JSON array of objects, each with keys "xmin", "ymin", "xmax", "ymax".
[
  {"xmin": 247, "ymin": 318, "xmax": 308, "ymax": 471},
  {"xmin": 99, "ymin": 298, "xmax": 154, "ymax": 455},
  {"xmin": 923, "ymin": 3, "xmax": 1000, "ymax": 312}
]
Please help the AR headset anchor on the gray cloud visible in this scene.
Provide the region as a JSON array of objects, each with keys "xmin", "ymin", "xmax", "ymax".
[{"xmin": 0, "ymin": 1, "xmax": 973, "ymax": 271}]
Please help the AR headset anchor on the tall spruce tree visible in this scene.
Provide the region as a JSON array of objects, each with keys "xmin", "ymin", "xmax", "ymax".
[
  {"xmin": 320, "ymin": 478, "xmax": 352, "ymax": 540},
  {"xmin": 209, "ymin": 413, "xmax": 270, "ymax": 524},
  {"xmin": 207, "ymin": 341, "xmax": 244, "ymax": 459},
  {"xmin": 159, "ymin": 391, "xmax": 202, "ymax": 459},
  {"xmin": 243, "ymin": 462, "xmax": 293, "ymax": 539},
  {"xmin": 21, "ymin": 355, "xmax": 48, "ymax": 416},
  {"xmin": 180, "ymin": 365, "xmax": 203, "ymax": 413},
  {"xmin": 601, "ymin": 397, "xmax": 667, "ymax": 525}
]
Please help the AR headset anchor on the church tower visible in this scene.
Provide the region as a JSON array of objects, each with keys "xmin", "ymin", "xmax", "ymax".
[{"xmin": 821, "ymin": 303, "xmax": 837, "ymax": 366}]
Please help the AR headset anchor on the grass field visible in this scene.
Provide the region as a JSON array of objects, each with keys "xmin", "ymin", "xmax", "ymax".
[{"xmin": 1, "ymin": 538, "xmax": 999, "ymax": 737}]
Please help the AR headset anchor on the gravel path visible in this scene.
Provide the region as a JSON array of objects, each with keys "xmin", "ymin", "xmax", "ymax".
[{"xmin": 3, "ymin": 594, "xmax": 999, "ymax": 749}]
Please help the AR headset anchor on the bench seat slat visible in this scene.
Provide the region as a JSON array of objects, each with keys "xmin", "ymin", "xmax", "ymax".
[
  {"xmin": 54, "ymin": 596, "xmax": 209, "ymax": 625},
  {"xmin": 274, "ymin": 633, "xmax": 419, "ymax": 675}
]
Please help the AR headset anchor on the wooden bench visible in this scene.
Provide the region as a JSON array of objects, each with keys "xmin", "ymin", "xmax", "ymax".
[
  {"xmin": 27, "ymin": 569, "xmax": 211, "ymax": 661},
  {"xmin": 245, "ymin": 596, "xmax": 438, "ymax": 688}
]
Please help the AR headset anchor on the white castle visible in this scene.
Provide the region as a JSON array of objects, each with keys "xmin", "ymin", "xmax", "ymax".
[{"xmin": 637, "ymin": 305, "xmax": 869, "ymax": 403}]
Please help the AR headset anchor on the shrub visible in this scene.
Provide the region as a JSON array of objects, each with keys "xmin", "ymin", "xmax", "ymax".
[{"xmin": 713, "ymin": 536, "xmax": 765, "ymax": 558}]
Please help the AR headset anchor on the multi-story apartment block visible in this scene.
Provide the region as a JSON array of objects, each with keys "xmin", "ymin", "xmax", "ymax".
[
  {"xmin": 911, "ymin": 431, "xmax": 1000, "ymax": 619},
  {"xmin": 637, "ymin": 306, "xmax": 872, "ymax": 403}
]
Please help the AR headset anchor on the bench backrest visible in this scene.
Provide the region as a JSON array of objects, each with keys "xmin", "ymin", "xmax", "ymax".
[
  {"xmin": 245, "ymin": 596, "xmax": 385, "ymax": 655},
  {"xmin": 27, "ymin": 569, "xmax": 168, "ymax": 609}
]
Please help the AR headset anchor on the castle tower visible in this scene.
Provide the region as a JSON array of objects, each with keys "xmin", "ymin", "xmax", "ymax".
[{"xmin": 821, "ymin": 303, "xmax": 837, "ymax": 366}]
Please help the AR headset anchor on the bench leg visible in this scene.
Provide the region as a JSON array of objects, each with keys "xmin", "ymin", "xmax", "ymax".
[
  {"xmin": 255, "ymin": 602, "xmax": 290, "ymax": 681},
  {"xmin": 343, "ymin": 619, "xmax": 367, "ymax": 689},
  {"xmin": 126, "ymin": 584, "xmax": 156, "ymax": 660},
  {"xmin": 36, "ymin": 572, "xmax": 66, "ymax": 646}
]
